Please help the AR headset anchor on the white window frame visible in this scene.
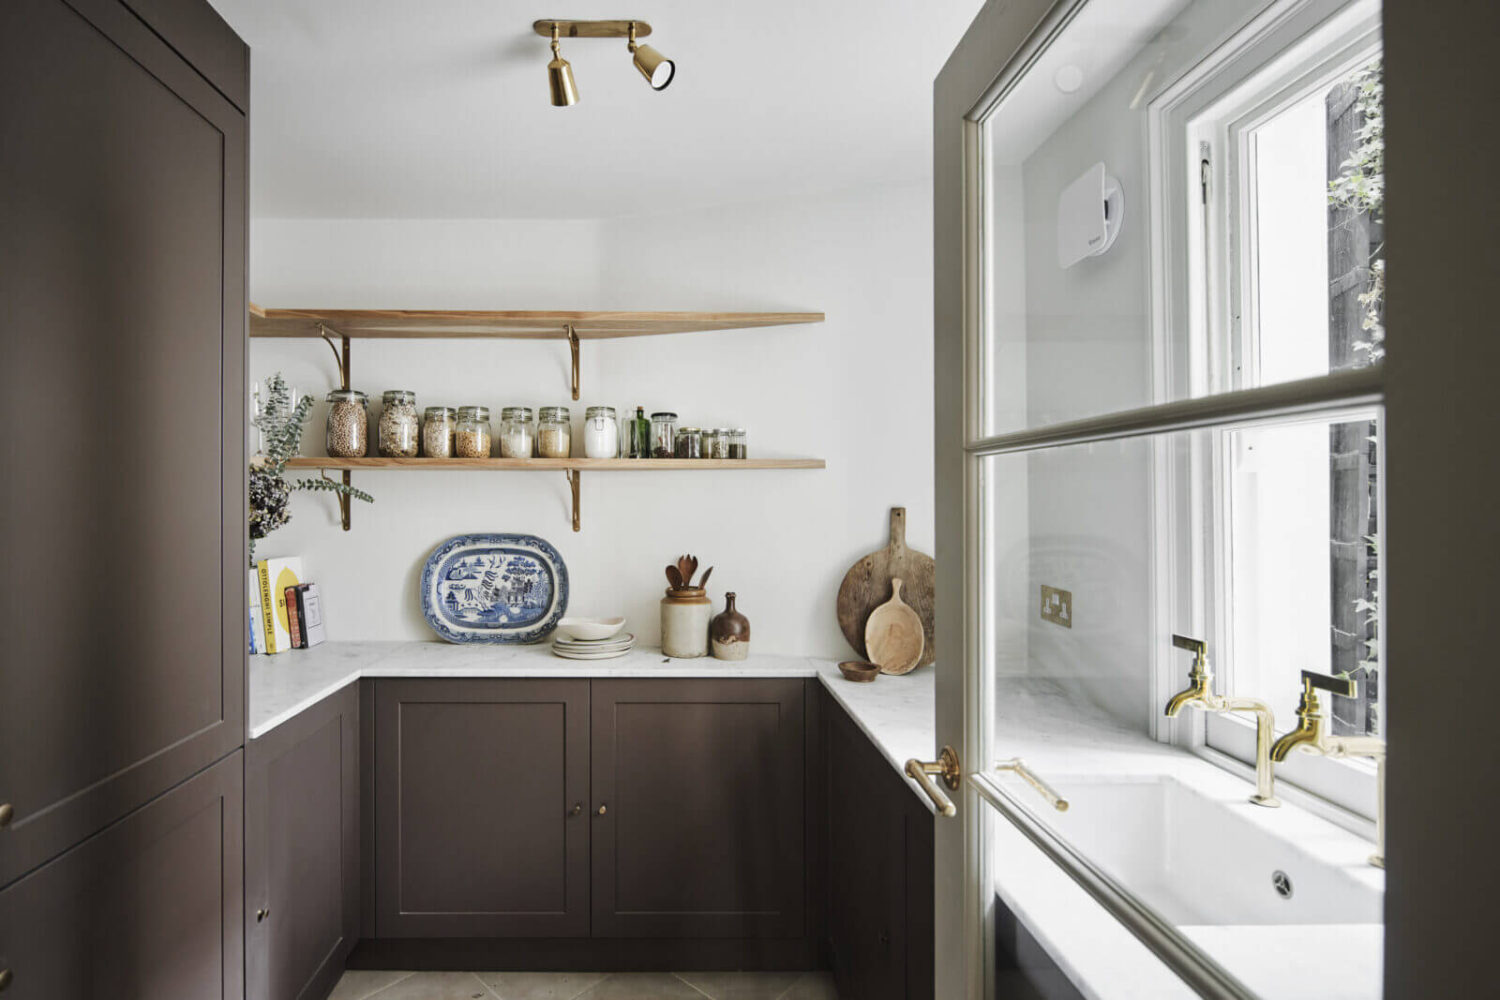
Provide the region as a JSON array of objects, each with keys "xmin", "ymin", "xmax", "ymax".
[{"xmin": 1148, "ymin": 0, "xmax": 1383, "ymax": 823}]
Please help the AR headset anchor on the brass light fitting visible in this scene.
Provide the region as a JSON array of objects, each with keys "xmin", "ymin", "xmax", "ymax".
[{"xmin": 533, "ymin": 19, "xmax": 675, "ymax": 106}]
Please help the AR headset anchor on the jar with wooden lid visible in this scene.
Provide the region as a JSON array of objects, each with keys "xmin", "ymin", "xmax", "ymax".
[
  {"xmin": 421, "ymin": 406, "xmax": 455, "ymax": 458},
  {"xmin": 675, "ymin": 426, "xmax": 702, "ymax": 459},
  {"xmin": 538, "ymin": 406, "xmax": 571, "ymax": 458},
  {"xmin": 325, "ymin": 388, "xmax": 368, "ymax": 457},
  {"xmin": 455, "ymin": 405, "xmax": 492, "ymax": 458},
  {"xmin": 650, "ymin": 412, "xmax": 677, "ymax": 458},
  {"xmin": 499, "ymin": 407, "xmax": 534, "ymax": 458}
]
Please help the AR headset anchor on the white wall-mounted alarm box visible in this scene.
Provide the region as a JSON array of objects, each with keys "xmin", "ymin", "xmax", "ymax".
[{"xmin": 1057, "ymin": 162, "xmax": 1124, "ymax": 268}]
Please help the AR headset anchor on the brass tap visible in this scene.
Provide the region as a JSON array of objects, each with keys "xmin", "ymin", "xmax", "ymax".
[
  {"xmin": 1270, "ymin": 671, "xmax": 1386, "ymax": 868},
  {"xmin": 1164, "ymin": 634, "xmax": 1280, "ymax": 808}
]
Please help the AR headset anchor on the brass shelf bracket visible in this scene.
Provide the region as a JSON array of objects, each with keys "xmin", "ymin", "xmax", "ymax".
[
  {"xmin": 567, "ymin": 469, "xmax": 581, "ymax": 532},
  {"xmin": 567, "ymin": 325, "xmax": 581, "ymax": 400},
  {"xmin": 317, "ymin": 323, "xmax": 351, "ymax": 390},
  {"xmin": 320, "ymin": 469, "xmax": 353, "ymax": 531}
]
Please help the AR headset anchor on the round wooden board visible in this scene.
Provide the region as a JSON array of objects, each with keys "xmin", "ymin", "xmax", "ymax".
[{"xmin": 836, "ymin": 507, "xmax": 935, "ymax": 667}]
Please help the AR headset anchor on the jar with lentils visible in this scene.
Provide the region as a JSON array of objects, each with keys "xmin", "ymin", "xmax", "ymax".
[
  {"xmin": 421, "ymin": 406, "xmax": 455, "ymax": 458},
  {"xmin": 325, "ymin": 388, "xmax": 368, "ymax": 458},
  {"xmin": 455, "ymin": 406, "xmax": 492, "ymax": 458},
  {"xmin": 378, "ymin": 390, "xmax": 419, "ymax": 457},
  {"xmin": 537, "ymin": 406, "xmax": 572, "ymax": 458}
]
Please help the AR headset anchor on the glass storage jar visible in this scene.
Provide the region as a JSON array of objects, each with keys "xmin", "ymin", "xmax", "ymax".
[
  {"xmin": 499, "ymin": 407, "xmax": 534, "ymax": 458},
  {"xmin": 378, "ymin": 390, "xmax": 419, "ymax": 457},
  {"xmin": 421, "ymin": 406, "xmax": 455, "ymax": 458},
  {"xmin": 700, "ymin": 428, "xmax": 715, "ymax": 456},
  {"xmin": 583, "ymin": 406, "xmax": 619, "ymax": 458},
  {"xmin": 455, "ymin": 405, "xmax": 492, "ymax": 458},
  {"xmin": 675, "ymin": 427, "xmax": 702, "ymax": 459},
  {"xmin": 538, "ymin": 406, "xmax": 572, "ymax": 458},
  {"xmin": 729, "ymin": 428, "xmax": 748, "ymax": 459},
  {"xmin": 325, "ymin": 388, "xmax": 368, "ymax": 458},
  {"xmin": 709, "ymin": 428, "xmax": 732, "ymax": 460},
  {"xmin": 650, "ymin": 412, "xmax": 678, "ymax": 458}
]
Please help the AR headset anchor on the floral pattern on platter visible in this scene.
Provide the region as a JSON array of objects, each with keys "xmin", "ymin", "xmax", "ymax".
[{"xmin": 420, "ymin": 533, "xmax": 569, "ymax": 643}]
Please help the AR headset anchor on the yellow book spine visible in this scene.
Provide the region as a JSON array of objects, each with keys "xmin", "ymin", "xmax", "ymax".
[{"xmin": 257, "ymin": 560, "xmax": 279, "ymax": 654}]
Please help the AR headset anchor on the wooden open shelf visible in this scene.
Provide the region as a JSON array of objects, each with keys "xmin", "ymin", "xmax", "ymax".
[
  {"xmin": 283, "ymin": 457, "xmax": 825, "ymax": 470},
  {"xmin": 249, "ymin": 306, "xmax": 824, "ymax": 340}
]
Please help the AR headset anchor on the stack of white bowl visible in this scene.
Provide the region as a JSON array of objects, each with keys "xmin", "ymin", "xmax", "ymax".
[{"xmin": 552, "ymin": 616, "xmax": 634, "ymax": 660}]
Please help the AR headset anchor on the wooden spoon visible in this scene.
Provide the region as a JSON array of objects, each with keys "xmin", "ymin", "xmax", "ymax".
[
  {"xmin": 864, "ymin": 578, "xmax": 925, "ymax": 675},
  {"xmin": 666, "ymin": 565, "xmax": 684, "ymax": 590},
  {"xmin": 678, "ymin": 555, "xmax": 699, "ymax": 588},
  {"xmin": 697, "ymin": 566, "xmax": 713, "ymax": 590}
]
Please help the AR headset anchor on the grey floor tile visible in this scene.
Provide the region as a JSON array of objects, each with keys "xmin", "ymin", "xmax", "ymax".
[
  {"xmin": 479, "ymin": 971, "xmax": 610, "ymax": 1000},
  {"xmin": 573, "ymin": 972, "xmax": 709, "ymax": 1000},
  {"xmin": 673, "ymin": 971, "xmax": 802, "ymax": 1000},
  {"xmin": 328, "ymin": 971, "xmax": 417, "ymax": 1000},
  {"xmin": 366, "ymin": 971, "xmax": 498, "ymax": 1000},
  {"xmin": 776, "ymin": 972, "xmax": 840, "ymax": 1000}
]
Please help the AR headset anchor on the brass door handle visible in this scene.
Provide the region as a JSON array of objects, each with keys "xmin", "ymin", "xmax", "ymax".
[
  {"xmin": 0, "ymin": 968, "xmax": 12, "ymax": 991},
  {"xmin": 596, "ymin": 804, "xmax": 607, "ymax": 816},
  {"xmin": 570, "ymin": 802, "xmax": 583, "ymax": 816},
  {"xmin": 995, "ymin": 758, "xmax": 1069, "ymax": 811},
  {"xmin": 904, "ymin": 746, "xmax": 961, "ymax": 817},
  {"xmin": 0, "ymin": 802, "xmax": 13, "ymax": 829}
]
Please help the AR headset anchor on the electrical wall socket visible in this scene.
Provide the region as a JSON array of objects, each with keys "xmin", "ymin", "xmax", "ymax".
[{"xmin": 1040, "ymin": 585, "xmax": 1072, "ymax": 628}]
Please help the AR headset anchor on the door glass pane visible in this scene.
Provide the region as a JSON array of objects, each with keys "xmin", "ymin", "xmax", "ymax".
[
  {"xmin": 978, "ymin": 424, "xmax": 1386, "ymax": 997},
  {"xmin": 978, "ymin": 0, "xmax": 1383, "ymax": 437}
]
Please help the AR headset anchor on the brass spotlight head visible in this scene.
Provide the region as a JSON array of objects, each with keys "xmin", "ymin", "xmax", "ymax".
[
  {"xmin": 627, "ymin": 21, "xmax": 674, "ymax": 90},
  {"xmin": 547, "ymin": 24, "xmax": 578, "ymax": 107}
]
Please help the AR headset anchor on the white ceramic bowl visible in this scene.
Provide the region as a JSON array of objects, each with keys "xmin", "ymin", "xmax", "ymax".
[{"xmin": 556, "ymin": 616, "xmax": 627, "ymax": 641}]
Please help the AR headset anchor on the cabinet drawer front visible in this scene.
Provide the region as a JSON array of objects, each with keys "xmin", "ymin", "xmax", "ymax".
[
  {"xmin": 591, "ymin": 678, "xmax": 806, "ymax": 938},
  {"xmin": 374, "ymin": 679, "xmax": 590, "ymax": 938},
  {"xmin": 0, "ymin": 752, "xmax": 244, "ymax": 1000}
]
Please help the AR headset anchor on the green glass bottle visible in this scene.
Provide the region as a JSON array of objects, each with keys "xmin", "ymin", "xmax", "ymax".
[{"xmin": 629, "ymin": 405, "xmax": 651, "ymax": 458}]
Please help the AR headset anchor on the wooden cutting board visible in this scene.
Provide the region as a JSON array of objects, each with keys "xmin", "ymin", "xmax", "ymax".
[
  {"xmin": 864, "ymin": 578, "xmax": 925, "ymax": 675},
  {"xmin": 837, "ymin": 507, "xmax": 935, "ymax": 667}
]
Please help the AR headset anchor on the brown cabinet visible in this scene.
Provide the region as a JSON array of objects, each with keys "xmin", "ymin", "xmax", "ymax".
[
  {"xmin": 247, "ymin": 684, "xmax": 360, "ymax": 1000},
  {"xmin": 373, "ymin": 678, "xmax": 591, "ymax": 938},
  {"xmin": 825, "ymin": 690, "xmax": 934, "ymax": 1000},
  {"xmin": 590, "ymin": 678, "xmax": 806, "ymax": 939},
  {"xmin": 0, "ymin": 0, "xmax": 247, "ymax": 887},
  {"xmin": 0, "ymin": 752, "xmax": 244, "ymax": 999}
]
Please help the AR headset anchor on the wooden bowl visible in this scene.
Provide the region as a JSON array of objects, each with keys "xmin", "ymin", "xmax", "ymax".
[{"xmin": 838, "ymin": 660, "xmax": 881, "ymax": 683}]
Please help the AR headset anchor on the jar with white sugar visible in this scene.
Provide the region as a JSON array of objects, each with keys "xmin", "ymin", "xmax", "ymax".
[
  {"xmin": 583, "ymin": 406, "xmax": 619, "ymax": 458},
  {"xmin": 537, "ymin": 406, "xmax": 571, "ymax": 458},
  {"xmin": 499, "ymin": 407, "xmax": 534, "ymax": 458}
]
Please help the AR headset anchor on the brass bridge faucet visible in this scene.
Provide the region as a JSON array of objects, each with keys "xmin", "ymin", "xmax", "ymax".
[
  {"xmin": 1270, "ymin": 670, "xmax": 1387, "ymax": 868},
  {"xmin": 1164, "ymin": 635, "xmax": 1280, "ymax": 808}
]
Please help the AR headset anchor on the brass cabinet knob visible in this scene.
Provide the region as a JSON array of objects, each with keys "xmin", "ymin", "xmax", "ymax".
[
  {"xmin": 0, "ymin": 802, "xmax": 13, "ymax": 829},
  {"xmin": 596, "ymin": 804, "xmax": 607, "ymax": 816},
  {"xmin": 570, "ymin": 802, "xmax": 583, "ymax": 817},
  {"xmin": 0, "ymin": 968, "xmax": 13, "ymax": 991},
  {"xmin": 256, "ymin": 908, "xmax": 270, "ymax": 923}
]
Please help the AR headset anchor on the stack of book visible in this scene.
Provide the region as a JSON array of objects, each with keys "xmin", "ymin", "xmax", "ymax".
[{"xmin": 249, "ymin": 555, "xmax": 327, "ymax": 654}]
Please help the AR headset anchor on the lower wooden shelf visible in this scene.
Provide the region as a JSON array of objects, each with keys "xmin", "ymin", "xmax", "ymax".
[{"xmin": 279, "ymin": 456, "xmax": 825, "ymax": 532}]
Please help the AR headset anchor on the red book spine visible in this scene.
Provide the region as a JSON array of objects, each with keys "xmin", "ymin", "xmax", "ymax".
[{"xmin": 284, "ymin": 585, "xmax": 303, "ymax": 649}]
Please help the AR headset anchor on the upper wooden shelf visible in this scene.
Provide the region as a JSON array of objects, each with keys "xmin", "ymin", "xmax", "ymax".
[
  {"xmin": 248, "ymin": 305, "xmax": 825, "ymax": 340},
  {"xmin": 283, "ymin": 457, "xmax": 825, "ymax": 471}
]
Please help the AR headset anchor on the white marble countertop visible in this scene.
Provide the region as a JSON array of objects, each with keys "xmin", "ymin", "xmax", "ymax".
[{"xmin": 248, "ymin": 640, "xmax": 938, "ymax": 810}]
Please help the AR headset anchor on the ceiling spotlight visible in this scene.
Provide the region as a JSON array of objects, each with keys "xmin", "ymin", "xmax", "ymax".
[
  {"xmin": 627, "ymin": 21, "xmax": 674, "ymax": 90},
  {"xmin": 546, "ymin": 23, "xmax": 578, "ymax": 107},
  {"xmin": 532, "ymin": 19, "xmax": 675, "ymax": 105}
]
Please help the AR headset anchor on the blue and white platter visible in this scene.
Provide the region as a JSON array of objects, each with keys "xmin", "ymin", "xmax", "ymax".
[{"xmin": 419, "ymin": 533, "xmax": 569, "ymax": 644}]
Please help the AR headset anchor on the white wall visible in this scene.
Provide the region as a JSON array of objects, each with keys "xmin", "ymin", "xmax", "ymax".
[{"xmin": 248, "ymin": 182, "xmax": 934, "ymax": 657}]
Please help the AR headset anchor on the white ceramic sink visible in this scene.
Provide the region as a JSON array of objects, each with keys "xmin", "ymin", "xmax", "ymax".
[{"xmin": 1037, "ymin": 776, "xmax": 1382, "ymax": 928}]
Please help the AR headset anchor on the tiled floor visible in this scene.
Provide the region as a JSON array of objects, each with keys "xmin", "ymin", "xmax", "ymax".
[{"xmin": 328, "ymin": 969, "xmax": 840, "ymax": 1000}]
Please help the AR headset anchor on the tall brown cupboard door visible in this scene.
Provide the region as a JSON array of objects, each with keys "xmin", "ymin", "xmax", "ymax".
[
  {"xmin": 0, "ymin": 0, "xmax": 248, "ymax": 887},
  {"xmin": 374, "ymin": 679, "xmax": 591, "ymax": 938},
  {"xmin": 591, "ymin": 678, "xmax": 806, "ymax": 939},
  {"xmin": 0, "ymin": 751, "xmax": 245, "ymax": 999}
]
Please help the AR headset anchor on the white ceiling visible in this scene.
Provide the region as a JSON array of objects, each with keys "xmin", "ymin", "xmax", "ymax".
[{"xmin": 209, "ymin": 0, "xmax": 986, "ymax": 220}]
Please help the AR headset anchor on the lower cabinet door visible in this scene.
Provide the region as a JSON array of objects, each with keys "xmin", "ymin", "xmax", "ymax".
[
  {"xmin": 374, "ymin": 678, "xmax": 590, "ymax": 937},
  {"xmin": 0, "ymin": 751, "xmax": 244, "ymax": 1000},
  {"xmin": 246, "ymin": 683, "xmax": 359, "ymax": 1000},
  {"xmin": 591, "ymin": 678, "xmax": 806, "ymax": 938}
]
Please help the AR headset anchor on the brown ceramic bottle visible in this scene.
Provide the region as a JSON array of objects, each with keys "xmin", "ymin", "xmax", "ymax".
[{"xmin": 710, "ymin": 592, "xmax": 751, "ymax": 661}]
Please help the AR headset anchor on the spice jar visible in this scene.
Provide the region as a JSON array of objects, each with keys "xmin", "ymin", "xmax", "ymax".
[
  {"xmin": 538, "ymin": 406, "xmax": 572, "ymax": 458},
  {"xmin": 421, "ymin": 406, "xmax": 455, "ymax": 458},
  {"xmin": 377, "ymin": 390, "xmax": 419, "ymax": 457},
  {"xmin": 675, "ymin": 426, "xmax": 702, "ymax": 459},
  {"xmin": 583, "ymin": 406, "xmax": 619, "ymax": 458},
  {"xmin": 709, "ymin": 428, "xmax": 733, "ymax": 460},
  {"xmin": 499, "ymin": 407, "xmax": 534, "ymax": 458},
  {"xmin": 729, "ymin": 428, "xmax": 747, "ymax": 459},
  {"xmin": 626, "ymin": 405, "xmax": 651, "ymax": 458},
  {"xmin": 650, "ymin": 411, "xmax": 677, "ymax": 458},
  {"xmin": 325, "ymin": 388, "xmax": 368, "ymax": 458},
  {"xmin": 699, "ymin": 428, "xmax": 714, "ymax": 456},
  {"xmin": 455, "ymin": 406, "xmax": 492, "ymax": 458}
]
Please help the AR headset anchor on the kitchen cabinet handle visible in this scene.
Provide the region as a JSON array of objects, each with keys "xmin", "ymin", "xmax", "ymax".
[
  {"xmin": 0, "ymin": 802, "xmax": 13, "ymax": 829},
  {"xmin": 0, "ymin": 967, "xmax": 14, "ymax": 991},
  {"xmin": 570, "ymin": 802, "xmax": 583, "ymax": 816},
  {"xmin": 596, "ymin": 804, "xmax": 607, "ymax": 816},
  {"xmin": 256, "ymin": 908, "xmax": 270, "ymax": 923}
]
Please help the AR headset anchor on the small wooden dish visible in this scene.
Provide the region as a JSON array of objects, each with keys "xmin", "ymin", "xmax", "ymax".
[{"xmin": 838, "ymin": 660, "xmax": 881, "ymax": 683}]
